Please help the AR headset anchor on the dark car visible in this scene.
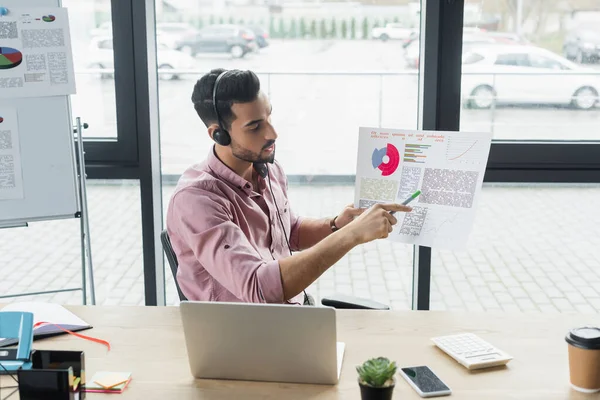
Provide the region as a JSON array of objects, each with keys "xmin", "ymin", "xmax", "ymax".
[
  {"xmin": 175, "ymin": 24, "xmax": 256, "ymax": 58},
  {"xmin": 563, "ymin": 29, "xmax": 600, "ymax": 64},
  {"xmin": 247, "ymin": 26, "xmax": 269, "ymax": 49}
]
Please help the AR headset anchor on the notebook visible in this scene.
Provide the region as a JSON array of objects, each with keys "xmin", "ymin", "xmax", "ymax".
[
  {"xmin": 84, "ymin": 371, "xmax": 132, "ymax": 393},
  {"xmin": 0, "ymin": 302, "xmax": 92, "ymax": 347}
]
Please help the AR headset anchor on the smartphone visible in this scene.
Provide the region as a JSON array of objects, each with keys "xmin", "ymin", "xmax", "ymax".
[{"xmin": 398, "ymin": 366, "xmax": 452, "ymax": 397}]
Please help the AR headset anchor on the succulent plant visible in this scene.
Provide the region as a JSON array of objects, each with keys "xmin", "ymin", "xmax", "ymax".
[{"xmin": 356, "ymin": 357, "xmax": 397, "ymax": 388}]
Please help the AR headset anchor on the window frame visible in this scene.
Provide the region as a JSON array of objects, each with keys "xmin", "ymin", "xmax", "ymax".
[{"xmin": 82, "ymin": 0, "xmax": 140, "ymax": 179}]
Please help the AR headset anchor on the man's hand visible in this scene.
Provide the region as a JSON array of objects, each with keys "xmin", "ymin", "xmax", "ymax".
[
  {"xmin": 345, "ymin": 203, "xmax": 412, "ymax": 244},
  {"xmin": 333, "ymin": 204, "xmax": 366, "ymax": 229}
]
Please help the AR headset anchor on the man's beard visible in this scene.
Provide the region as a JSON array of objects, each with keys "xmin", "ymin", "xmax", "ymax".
[{"xmin": 231, "ymin": 140, "xmax": 275, "ymax": 164}]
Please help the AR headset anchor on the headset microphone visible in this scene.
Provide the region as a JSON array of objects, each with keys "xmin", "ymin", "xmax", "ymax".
[{"xmin": 265, "ymin": 164, "xmax": 310, "ymax": 305}]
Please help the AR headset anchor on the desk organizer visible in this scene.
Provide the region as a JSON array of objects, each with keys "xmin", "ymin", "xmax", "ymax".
[{"xmin": 17, "ymin": 350, "xmax": 85, "ymax": 400}]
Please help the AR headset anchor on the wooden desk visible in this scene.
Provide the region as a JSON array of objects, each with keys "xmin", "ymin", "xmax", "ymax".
[{"xmin": 1, "ymin": 306, "xmax": 598, "ymax": 399}]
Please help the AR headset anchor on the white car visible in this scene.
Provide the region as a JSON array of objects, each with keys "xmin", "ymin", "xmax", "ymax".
[
  {"xmin": 371, "ymin": 23, "xmax": 416, "ymax": 42},
  {"xmin": 461, "ymin": 45, "xmax": 600, "ymax": 110},
  {"xmin": 87, "ymin": 36, "xmax": 197, "ymax": 80}
]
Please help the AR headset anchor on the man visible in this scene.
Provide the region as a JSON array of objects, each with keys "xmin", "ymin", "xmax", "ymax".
[{"xmin": 166, "ymin": 68, "xmax": 412, "ymax": 305}]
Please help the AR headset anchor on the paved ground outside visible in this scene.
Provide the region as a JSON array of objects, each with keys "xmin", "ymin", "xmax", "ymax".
[{"xmin": 1, "ymin": 181, "xmax": 598, "ymax": 314}]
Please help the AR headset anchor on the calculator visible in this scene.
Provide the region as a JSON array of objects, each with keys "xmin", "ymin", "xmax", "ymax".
[{"xmin": 431, "ymin": 333, "xmax": 513, "ymax": 370}]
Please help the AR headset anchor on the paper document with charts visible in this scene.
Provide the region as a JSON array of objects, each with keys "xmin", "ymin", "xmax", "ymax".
[
  {"xmin": 354, "ymin": 127, "xmax": 492, "ymax": 250},
  {"xmin": 0, "ymin": 107, "xmax": 24, "ymax": 200},
  {"xmin": 0, "ymin": 7, "xmax": 76, "ymax": 98}
]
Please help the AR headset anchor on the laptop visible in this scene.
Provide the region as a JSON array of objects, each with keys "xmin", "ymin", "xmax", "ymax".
[{"xmin": 180, "ymin": 301, "xmax": 345, "ymax": 385}]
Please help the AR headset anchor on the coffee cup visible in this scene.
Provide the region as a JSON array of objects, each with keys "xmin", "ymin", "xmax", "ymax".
[{"xmin": 565, "ymin": 327, "xmax": 600, "ymax": 393}]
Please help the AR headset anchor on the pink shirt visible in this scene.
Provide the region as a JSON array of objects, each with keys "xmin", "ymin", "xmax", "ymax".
[{"xmin": 166, "ymin": 148, "xmax": 305, "ymax": 305}]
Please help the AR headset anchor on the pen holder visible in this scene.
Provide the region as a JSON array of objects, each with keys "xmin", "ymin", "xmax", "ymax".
[{"xmin": 17, "ymin": 350, "xmax": 85, "ymax": 400}]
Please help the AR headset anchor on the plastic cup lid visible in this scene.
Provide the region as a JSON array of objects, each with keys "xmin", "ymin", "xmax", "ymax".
[{"xmin": 565, "ymin": 327, "xmax": 600, "ymax": 350}]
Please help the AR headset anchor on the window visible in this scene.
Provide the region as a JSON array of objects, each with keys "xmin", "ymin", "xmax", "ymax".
[
  {"xmin": 65, "ymin": 1, "xmax": 118, "ymax": 140},
  {"xmin": 431, "ymin": 185, "xmax": 600, "ymax": 313},
  {"xmin": 155, "ymin": 2, "xmax": 422, "ymax": 308},
  {"xmin": 62, "ymin": 0, "xmax": 139, "ymax": 169},
  {"xmin": 528, "ymin": 54, "xmax": 566, "ymax": 70},
  {"xmin": 0, "ymin": 181, "xmax": 144, "ymax": 306},
  {"xmin": 494, "ymin": 53, "xmax": 529, "ymax": 66}
]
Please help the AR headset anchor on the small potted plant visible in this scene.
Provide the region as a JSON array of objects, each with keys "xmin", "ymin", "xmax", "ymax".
[{"xmin": 356, "ymin": 357, "xmax": 397, "ymax": 400}]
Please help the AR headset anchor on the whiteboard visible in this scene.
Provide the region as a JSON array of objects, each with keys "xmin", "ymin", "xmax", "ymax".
[{"xmin": 0, "ymin": 0, "xmax": 79, "ymax": 226}]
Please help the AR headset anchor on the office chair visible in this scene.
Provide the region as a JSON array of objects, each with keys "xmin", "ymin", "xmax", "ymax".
[{"xmin": 160, "ymin": 229, "xmax": 389, "ymax": 310}]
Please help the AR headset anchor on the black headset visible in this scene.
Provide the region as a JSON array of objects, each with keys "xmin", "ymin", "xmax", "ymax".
[
  {"xmin": 211, "ymin": 70, "xmax": 232, "ymax": 146},
  {"xmin": 210, "ymin": 70, "xmax": 310, "ymax": 305}
]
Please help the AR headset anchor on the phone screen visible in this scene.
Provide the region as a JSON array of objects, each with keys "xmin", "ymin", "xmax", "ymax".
[{"xmin": 401, "ymin": 366, "xmax": 450, "ymax": 393}]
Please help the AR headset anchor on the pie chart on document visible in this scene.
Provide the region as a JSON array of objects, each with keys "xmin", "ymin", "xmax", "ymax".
[
  {"xmin": 371, "ymin": 143, "xmax": 400, "ymax": 176},
  {"xmin": 0, "ymin": 47, "xmax": 23, "ymax": 70}
]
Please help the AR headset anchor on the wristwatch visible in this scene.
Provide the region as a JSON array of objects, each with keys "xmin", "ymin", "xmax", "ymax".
[{"xmin": 330, "ymin": 216, "xmax": 340, "ymax": 232}]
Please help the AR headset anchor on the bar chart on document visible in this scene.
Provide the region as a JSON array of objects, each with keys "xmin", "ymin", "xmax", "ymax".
[{"xmin": 354, "ymin": 128, "xmax": 493, "ymax": 249}]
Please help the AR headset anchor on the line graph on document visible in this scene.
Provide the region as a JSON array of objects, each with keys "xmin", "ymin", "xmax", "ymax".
[
  {"xmin": 446, "ymin": 137, "xmax": 489, "ymax": 165},
  {"xmin": 419, "ymin": 210, "xmax": 462, "ymax": 237}
]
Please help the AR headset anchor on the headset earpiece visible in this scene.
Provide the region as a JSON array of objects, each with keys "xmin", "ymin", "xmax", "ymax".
[
  {"xmin": 212, "ymin": 128, "xmax": 231, "ymax": 146},
  {"xmin": 212, "ymin": 71, "xmax": 232, "ymax": 147}
]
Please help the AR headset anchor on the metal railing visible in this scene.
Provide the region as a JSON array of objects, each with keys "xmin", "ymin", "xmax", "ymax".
[{"xmin": 75, "ymin": 68, "xmax": 600, "ymax": 133}]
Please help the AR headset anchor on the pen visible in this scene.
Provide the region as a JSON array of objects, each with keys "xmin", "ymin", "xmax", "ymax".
[{"xmin": 390, "ymin": 190, "xmax": 421, "ymax": 215}]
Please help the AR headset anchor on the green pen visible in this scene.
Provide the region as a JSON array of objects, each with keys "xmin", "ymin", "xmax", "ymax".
[{"xmin": 390, "ymin": 190, "xmax": 421, "ymax": 215}]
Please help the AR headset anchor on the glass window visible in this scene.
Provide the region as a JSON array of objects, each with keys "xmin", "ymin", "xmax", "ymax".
[
  {"xmin": 0, "ymin": 181, "xmax": 144, "ymax": 306},
  {"xmin": 65, "ymin": 0, "xmax": 118, "ymax": 139},
  {"xmin": 528, "ymin": 54, "xmax": 566, "ymax": 70},
  {"xmin": 494, "ymin": 53, "xmax": 529, "ymax": 66},
  {"xmin": 461, "ymin": 3, "xmax": 600, "ymax": 141},
  {"xmin": 431, "ymin": 185, "xmax": 600, "ymax": 313},
  {"xmin": 156, "ymin": 2, "xmax": 422, "ymax": 308}
]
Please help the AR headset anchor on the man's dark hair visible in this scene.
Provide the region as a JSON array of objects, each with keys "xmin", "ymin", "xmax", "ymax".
[{"xmin": 191, "ymin": 68, "xmax": 261, "ymax": 130}]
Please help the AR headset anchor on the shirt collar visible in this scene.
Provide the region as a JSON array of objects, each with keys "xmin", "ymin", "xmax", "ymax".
[{"xmin": 207, "ymin": 146, "xmax": 257, "ymax": 196}]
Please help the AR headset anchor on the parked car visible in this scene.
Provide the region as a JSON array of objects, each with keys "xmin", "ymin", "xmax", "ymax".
[
  {"xmin": 461, "ymin": 45, "xmax": 600, "ymax": 110},
  {"xmin": 90, "ymin": 21, "xmax": 199, "ymax": 50},
  {"xmin": 174, "ymin": 24, "xmax": 256, "ymax": 58},
  {"xmin": 563, "ymin": 29, "xmax": 600, "ymax": 64},
  {"xmin": 371, "ymin": 23, "xmax": 416, "ymax": 42},
  {"xmin": 87, "ymin": 36, "xmax": 197, "ymax": 80},
  {"xmin": 404, "ymin": 33, "xmax": 507, "ymax": 69},
  {"xmin": 246, "ymin": 26, "xmax": 269, "ymax": 49},
  {"xmin": 155, "ymin": 22, "xmax": 200, "ymax": 49}
]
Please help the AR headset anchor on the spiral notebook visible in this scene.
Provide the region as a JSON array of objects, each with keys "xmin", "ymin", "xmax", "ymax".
[{"xmin": 0, "ymin": 302, "xmax": 92, "ymax": 347}]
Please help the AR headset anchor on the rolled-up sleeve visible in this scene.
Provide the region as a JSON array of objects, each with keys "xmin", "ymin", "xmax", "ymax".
[{"xmin": 170, "ymin": 188, "xmax": 284, "ymax": 303}]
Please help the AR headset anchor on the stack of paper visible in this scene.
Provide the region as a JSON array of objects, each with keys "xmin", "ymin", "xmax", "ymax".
[
  {"xmin": 84, "ymin": 372, "xmax": 132, "ymax": 393},
  {"xmin": 0, "ymin": 302, "xmax": 91, "ymax": 346}
]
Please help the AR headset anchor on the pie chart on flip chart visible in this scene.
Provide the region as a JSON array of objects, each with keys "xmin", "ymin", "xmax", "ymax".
[
  {"xmin": 371, "ymin": 143, "xmax": 400, "ymax": 176},
  {"xmin": 0, "ymin": 47, "xmax": 23, "ymax": 70}
]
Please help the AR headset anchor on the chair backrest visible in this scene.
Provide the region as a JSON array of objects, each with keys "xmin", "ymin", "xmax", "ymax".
[{"xmin": 160, "ymin": 230, "xmax": 188, "ymax": 301}]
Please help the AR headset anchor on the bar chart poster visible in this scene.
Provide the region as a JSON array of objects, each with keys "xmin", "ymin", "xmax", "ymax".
[{"xmin": 355, "ymin": 127, "xmax": 492, "ymax": 249}]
